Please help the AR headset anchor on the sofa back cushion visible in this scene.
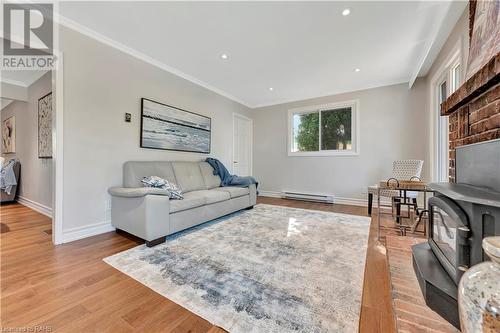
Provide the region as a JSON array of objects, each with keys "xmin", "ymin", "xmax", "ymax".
[
  {"xmin": 171, "ymin": 162, "xmax": 206, "ymax": 193},
  {"xmin": 199, "ymin": 162, "xmax": 221, "ymax": 189},
  {"xmin": 123, "ymin": 161, "xmax": 177, "ymax": 188}
]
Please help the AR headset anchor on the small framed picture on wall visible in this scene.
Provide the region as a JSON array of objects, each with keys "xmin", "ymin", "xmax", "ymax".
[
  {"xmin": 2, "ymin": 116, "xmax": 16, "ymax": 154},
  {"xmin": 38, "ymin": 92, "xmax": 53, "ymax": 158}
]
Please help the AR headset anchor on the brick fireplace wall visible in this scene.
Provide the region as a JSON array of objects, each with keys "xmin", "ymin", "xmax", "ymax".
[
  {"xmin": 448, "ymin": 83, "xmax": 500, "ymax": 181},
  {"xmin": 442, "ymin": 53, "xmax": 500, "ymax": 182}
]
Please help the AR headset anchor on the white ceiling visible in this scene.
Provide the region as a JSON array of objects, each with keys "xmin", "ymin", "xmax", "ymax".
[
  {"xmin": 1, "ymin": 69, "xmax": 48, "ymax": 87},
  {"xmin": 1, "ymin": 38, "xmax": 48, "ymax": 87},
  {"xmin": 58, "ymin": 1, "xmax": 466, "ymax": 108},
  {"xmin": 1, "ymin": 98, "xmax": 14, "ymax": 110}
]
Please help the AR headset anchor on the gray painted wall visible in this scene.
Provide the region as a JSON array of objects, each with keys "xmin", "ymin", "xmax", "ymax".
[
  {"xmin": 1, "ymin": 72, "xmax": 53, "ymax": 208},
  {"xmin": 60, "ymin": 27, "xmax": 253, "ymax": 232},
  {"xmin": 252, "ymin": 80, "xmax": 428, "ymax": 202}
]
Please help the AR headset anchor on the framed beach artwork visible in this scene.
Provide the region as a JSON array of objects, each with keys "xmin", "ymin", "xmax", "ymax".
[
  {"xmin": 140, "ymin": 98, "xmax": 211, "ymax": 153},
  {"xmin": 38, "ymin": 92, "xmax": 53, "ymax": 158},
  {"xmin": 466, "ymin": 0, "xmax": 500, "ymax": 80},
  {"xmin": 2, "ymin": 116, "xmax": 16, "ymax": 154}
]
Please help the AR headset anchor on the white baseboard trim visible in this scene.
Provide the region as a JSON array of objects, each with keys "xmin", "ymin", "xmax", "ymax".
[
  {"xmin": 334, "ymin": 196, "xmax": 393, "ymax": 207},
  {"xmin": 258, "ymin": 191, "xmax": 283, "ymax": 198},
  {"xmin": 333, "ymin": 197, "xmax": 368, "ymax": 207},
  {"xmin": 62, "ymin": 221, "xmax": 115, "ymax": 244},
  {"xmin": 17, "ymin": 196, "xmax": 53, "ymax": 218}
]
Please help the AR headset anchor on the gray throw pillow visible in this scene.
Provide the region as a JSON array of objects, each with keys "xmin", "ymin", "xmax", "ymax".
[{"xmin": 141, "ymin": 176, "xmax": 183, "ymax": 200}]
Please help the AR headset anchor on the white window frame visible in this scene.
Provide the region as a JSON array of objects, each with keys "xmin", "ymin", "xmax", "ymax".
[
  {"xmin": 437, "ymin": 74, "xmax": 449, "ymax": 183},
  {"xmin": 429, "ymin": 44, "xmax": 462, "ymax": 182},
  {"xmin": 451, "ymin": 62, "xmax": 461, "ymax": 93},
  {"xmin": 287, "ymin": 100, "xmax": 360, "ymax": 157}
]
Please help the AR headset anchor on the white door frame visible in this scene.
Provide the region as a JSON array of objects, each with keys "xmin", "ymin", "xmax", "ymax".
[
  {"xmin": 52, "ymin": 9, "xmax": 64, "ymax": 244},
  {"xmin": 232, "ymin": 113, "xmax": 253, "ymax": 176},
  {"xmin": 436, "ymin": 74, "xmax": 449, "ymax": 182},
  {"xmin": 51, "ymin": 51, "xmax": 64, "ymax": 245}
]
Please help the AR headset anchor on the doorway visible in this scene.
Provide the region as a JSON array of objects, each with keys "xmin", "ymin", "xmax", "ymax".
[{"xmin": 232, "ymin": 113, "xmax": 253, "ymax": 176}]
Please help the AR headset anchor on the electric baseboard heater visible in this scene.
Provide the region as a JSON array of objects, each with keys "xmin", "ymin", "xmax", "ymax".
[{"xmin": 282, "ymin": 191, "xmax": 334, "ymax": 204}]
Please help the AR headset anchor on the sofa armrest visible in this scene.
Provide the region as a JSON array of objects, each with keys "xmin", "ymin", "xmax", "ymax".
[
  {"xmin": 110, "ymin": 194, "xmax": 170, "ymax": 241},
  {"xmin": 108, "ymin": 187, "xmax": 171, "ymax": 198}
]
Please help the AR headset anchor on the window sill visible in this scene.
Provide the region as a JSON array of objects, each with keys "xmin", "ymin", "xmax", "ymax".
[{"xmin": 288, "ymin": 151, "xmax": 359, "ymax": 157}]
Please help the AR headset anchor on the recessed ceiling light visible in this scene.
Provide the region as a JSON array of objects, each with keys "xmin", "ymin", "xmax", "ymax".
[
  {"xmin": 355, "ymin": 68, "xmax": 360, "ymax": 72},
  {"xmin": 221, "ymin": 54, "xmax": 228, "ymax": 60},
  {"xmin": 342, "ymin": 8, "xmax": 351, "ymax": 16},
  {"xmin": 269, "ymin": 87, "xmax": 274, "ymax": 91}
]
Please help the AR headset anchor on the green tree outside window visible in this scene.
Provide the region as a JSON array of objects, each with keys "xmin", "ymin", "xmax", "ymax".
[
  {"xmin": 321, "ymin": 108, "xmax": 352, "ymax": 150},
  {"xmin": 295, "ymin": 113, "xmax": 319, "ymax": 151},
  {"xmin": 294, "ymin": 108, "xmax": 352, "ymax": 152}
]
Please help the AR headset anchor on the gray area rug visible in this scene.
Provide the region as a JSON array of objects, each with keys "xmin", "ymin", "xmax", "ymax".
[{"xmin": 104, "ymin": 204, "xmax": 370, "ymax": 332}]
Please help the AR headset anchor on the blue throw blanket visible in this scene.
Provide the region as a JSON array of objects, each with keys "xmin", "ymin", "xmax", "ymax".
[{"xmin": 206, "ymin": 158, "xmax": 258, "ymax": 189}]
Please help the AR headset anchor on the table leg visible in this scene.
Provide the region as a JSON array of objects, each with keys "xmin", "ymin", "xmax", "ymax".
[
  {"xmin": 377, "ymin": 188, "xmax": 381, "ymax": 241},
  {"xmin": 409, "ymin": 190, "xmax": 429, "ymax": 234},
  {"xmin": 410, "ymin": 192, "xmax": 420, "ymax": 233},
  {"xmin": 424, "ymin": 191, "xmax": 428, "ymax": 237}
]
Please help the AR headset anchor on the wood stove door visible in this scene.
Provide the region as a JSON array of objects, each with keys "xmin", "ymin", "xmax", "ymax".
[{"xmin": 429, "ymin": 195, "xmax": 470, "ymax": 285}]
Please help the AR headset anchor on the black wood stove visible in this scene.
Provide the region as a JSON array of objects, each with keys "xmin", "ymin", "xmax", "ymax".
[{"xmin": 412, "ymin": 139, "xmax": 500, "ymax": 329}]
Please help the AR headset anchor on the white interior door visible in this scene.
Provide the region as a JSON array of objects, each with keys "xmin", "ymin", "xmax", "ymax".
[{"xmin": 233, "ymin": 114, "xmax": 252, "ymax": 176}]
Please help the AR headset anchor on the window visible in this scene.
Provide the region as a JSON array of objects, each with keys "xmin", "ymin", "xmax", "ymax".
[
  {"xmin": 437, "ymin": 79, "xmax": 448, "ymax": 182},
  {"xmin": 451, "ymin": 64, "xmax": 460, "ymax": 93},
  {"xmin": 288, "ymin": 101, "xmax": 358, "ymax": 156},
  {"xmin": 435, "ymin": 55, "xmax": 461, "ymax": 182},
  {"xmin": 292, "ymin": 112, "xmax": 319, "ymax": 152},
  {"xmin": 439, "ymin": 81, "xmax": 447, "ymax": 104}
]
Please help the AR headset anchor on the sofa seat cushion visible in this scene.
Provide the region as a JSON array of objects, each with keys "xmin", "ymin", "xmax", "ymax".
[
  {"xmin": 201, "ymin": 189, "xmax": 231, "ymax": 204},
  {"xmin": 213, "ymin": 186, "xmax": 249, "ymax": 198},
  {"xmin": 169, "ymin": 190, "xmax": 230, "ymax": 213},
  {"xmin": 170, "ymin": 192, "xmax": 206, "ymax": 213}
]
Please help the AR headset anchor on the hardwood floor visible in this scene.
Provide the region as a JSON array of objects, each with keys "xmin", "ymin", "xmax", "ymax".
[{"xmin": 1, "ymin": 198, "xmax": 407, "ymax": 332}]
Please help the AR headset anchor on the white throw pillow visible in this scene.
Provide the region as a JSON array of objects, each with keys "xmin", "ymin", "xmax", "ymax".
[{"xmin": 141, "ymin": 176, "xmax": 183, "ymax": 200}]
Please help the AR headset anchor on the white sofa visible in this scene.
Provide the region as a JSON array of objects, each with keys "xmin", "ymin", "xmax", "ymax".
[{"xmin": 108, "ymin": 161, "xmax": 257, "ymax": 246}]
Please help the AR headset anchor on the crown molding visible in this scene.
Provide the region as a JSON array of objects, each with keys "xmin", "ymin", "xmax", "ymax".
[
  {"xmin": 1, "ymin": 98, "xmax": 14, "ymax": 110},
  {"xmin": 1, "ymin": 79, "xmax": 28, "ymax": 87},
  {"xmin": 1, "ymin": 73, "xmax": 48, "ymax": 88},
  {"xmin": 56, "ymin": 15, "xmax": 253, "ymax": 108}
]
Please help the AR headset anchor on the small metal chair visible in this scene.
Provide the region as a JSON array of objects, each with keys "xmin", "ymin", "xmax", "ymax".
[{"xmin": 367, "ymin": 160, "xmax": 424, "ymax": 216}]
